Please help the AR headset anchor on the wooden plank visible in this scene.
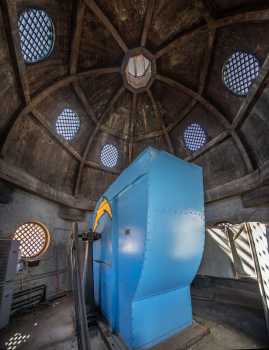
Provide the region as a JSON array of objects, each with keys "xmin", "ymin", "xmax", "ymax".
[
  {"xmin": 141, "ymin": 0, "xmax": 155, "ymax": 47},
  {"xmin": 128, "ymin": 94, "xmax": 137, "ymax": 163},
  {"xmin": 74, "ymin": 86, "xmax": 125, "ymax": 196},
  {"xmin": 70, "ymin": 0, "xmax": 86, "ymax": 74},
  {"xmin": 3, "ymin": 0, "xmax": 30, "ymax": 103},
  {"xmin": 84, "ymin": 0, "xmax": 128, "ymax": 53},
  {"xmin": 147, "ymin": 89, "xmax": 175, "ymax": 154}
]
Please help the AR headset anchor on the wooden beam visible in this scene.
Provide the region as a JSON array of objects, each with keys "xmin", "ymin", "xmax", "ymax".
[
  {"xmin": 1, "ymin": 67, "xmax": 120, "ymax": 152},
  {"xmin": 74, "ymin": 85, "xmax": 125, "ymax": 196},
  {"xmin": 128, "ymin": 94, "xmax": 137, "ymax": 163},
  {"xmin": 230, "ymin": 131, "xmax": 254, "ymax": 172},
  {"xmin": 205, "ymin": 159, "xmax": 269, "ymax": 203},
  {"xmin": 185, "ymin": 131, "xmax": 229, "ymax": 161},
  {"xmin": 141, "ymin": 0, "xmax": 155, "ymax": 47},
  {"xmin": 232, "ymin": 53, "xmax": 269, "ymax": 128},
  {"xmin": 199, "ymin": 29, "xmax": 216, "ymax": 95},
  {"xmin": 147, "ymin": 89, "xmax": 175, "ymax": 154},
  {"xmin": 242, "ymin": 185, "xmax": 269, "ymax": 208},
  {"xmin": 0, "ymin": 158, "xmax": 94, "ymax": 210},
  {"xmin": 3, "ymin": 0, "xmax": 30, "ymax": 103},
  {"xmin": 157, "ymin": 74, "xmax": 254, "ymax": 172},
  {"xmin": 156, "ymin": 8, "xmax": 269, "ymax": 59},
  {"xmin": 73, "ymin": 82, "xmax": 128, "ymax": 140},
  {"xmin": 31, "ymin": 109, "xmax": 119, "ymax": 175},
  {"xmin": 70, "ymin": 0, "xmax": 86, "ymax": 74},
  {"xmin": 84, "ymin": 0, "xmax": 128, "ymax": 53},
  {"xmin": 156, "ymin": 74, "xmax": 231, "ymax": 129}
]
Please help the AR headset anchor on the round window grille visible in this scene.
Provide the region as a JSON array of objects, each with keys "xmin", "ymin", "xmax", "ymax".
[
  {"xmin": 13, "ymin": 222, "xmax": 50, "ymax": 260},
  {"xmin": 56, "ymin": 108, "xmax": 80, "ymax": 141},
  {"xmin": 222, "ymin": 51, "xmax": 260, "ymax": 96},
  {"xmin": 18, "ymin": 8, "xmax": 55, "ymax": 64},
  {"xmin": 183, "ymin": 123, "xmax": 207, "ymax": 152},
  {"xmin": 100, "ymin": 144, "xmax": 119, "ymax": 168}
]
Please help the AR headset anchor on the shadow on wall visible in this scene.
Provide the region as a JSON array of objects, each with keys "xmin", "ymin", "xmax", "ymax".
[{"xmin": 198, "ymin": 228, "xmax": 235, "ymax": 278}]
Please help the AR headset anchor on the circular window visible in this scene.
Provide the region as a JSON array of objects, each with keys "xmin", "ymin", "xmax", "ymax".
[
  {"xmin": 13, "ymin": 222, "xmax": 50, "ymax": 260},
  {"xmin": 222, "ymin": 51, "xmax": 260, "ymax": 96},
  {"xmin": 18, "ymin": 8, "xmax": 55, "ymax": 64},
  {"xmin": 56, "ymin": 108, "xmax": 80, "ymax": 141},
  {"xmin": 100, "ymin": 144, "xmax": 119, "ymax": 168},
  {"xmin": 183, "ymin": 123, "xmax": 207, "ymax": 152}
]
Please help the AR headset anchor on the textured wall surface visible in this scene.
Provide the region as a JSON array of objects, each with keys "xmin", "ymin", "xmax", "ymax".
[{"xmin": 0, "ymin": 185, "xmax": 77, "ymax": 299}]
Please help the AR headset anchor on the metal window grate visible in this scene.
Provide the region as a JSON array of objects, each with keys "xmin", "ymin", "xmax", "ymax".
[
  {"xmin": 56, "ymin": 108, "xmax": 80, "ymax": 141},
  {"xmin": 18, "ymin": 8, "xmax": 54, "ymax": 63},
  {"xmin": 100, "ymin": 144, "xmax": 119, "ymax": 168},
  {"xmin": 13, "ymin": 222, "xmax": 50, "ymax": 260},
  {"xmin": 222, "ymin": 51, "xmax": 260, "ymax": 96},
  {"xmin": 183, "ymin": 123, "xmax": 207, "ymax": 152},
  {"xmin": 5, "ymin": 333, "xmax": 31, "ymax": 350}
]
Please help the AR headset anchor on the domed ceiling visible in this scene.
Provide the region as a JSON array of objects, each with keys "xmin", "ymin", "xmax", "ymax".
[{"xmin": 1, "ymin": 0, "xmax": 269, "ymax": 211}]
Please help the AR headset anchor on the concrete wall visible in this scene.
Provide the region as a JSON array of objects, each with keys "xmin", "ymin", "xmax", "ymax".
[{"xmin": 0, "ymin": 184, "xmax": 82, "ymax": 299}]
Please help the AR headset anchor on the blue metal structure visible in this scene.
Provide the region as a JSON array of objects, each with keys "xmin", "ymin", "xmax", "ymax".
[{"xmin": 92, "ymin": 147, "xmax": 205, "ymax": 350}]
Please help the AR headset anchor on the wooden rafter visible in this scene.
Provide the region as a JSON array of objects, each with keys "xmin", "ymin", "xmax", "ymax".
[
  {"xmin": 84, "ymin": 0, "xmax": 128, "ymax": 53},
  {"xmin": 74, "ymin": 85, "xmax": 125, "ymax": 196},
  {"xmin": 157, "ymin": 74, "xmax": 231, "ymax": 129},
  {"xmin": 232, "ymin": 53, "xmax": 269, "ymax": 128},
  {"xmin": 128, "ymin": 94, "xmax": 137, "ymax": 163},
  {"xmin": 3, "ymin": 0, "xmax": 30, "ymax": 104},
  {"xmin": 70, "ymin": 0, "xmax": 86, "ymax": 74},
  {"xmin": 31, "ymin": 109, "xmax": 119, "ymax": 175},
  {"xmin": 199, "ymin": 28, "xmax": 216, "ymax": 95},
  {"xmin": 157, "ymin": 74, "xmax": 254, "ymax": 172},
  {"xmin": 141, "ymin": 0, "xmax": 156, "ymax": 47},
  {"xmin": 185, "ymin": 131, "xmax": 229, "ymax": 161},
  {"xmin": 73, "ymin": 82, "xmax": 128, "ymax": 140},
  {"xmin": 1, "ymin": 67, "xmax": 120, "ymax": 153},
  {"xmin": 156, "ymin": 8, "xmax": 269, "ymax": 59},
  {"xmin": 147, "ymin": 89, "xmax": 175, "ymax": 154}
]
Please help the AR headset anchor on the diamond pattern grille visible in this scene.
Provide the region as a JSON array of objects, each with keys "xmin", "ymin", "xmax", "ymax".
[
  {"xmin": 223, "ymin": 51, "xmax": 260, "ymax": 96},
  {"xmin": 184, "ymin": 123, "xmax": 207, "ymax": 152},
  {"xmin": 56, "ymin": 108, "xmax": 80, "ymax": 141},
  {"xmin": 14, "ymin": 222, "xmax": 50, "ymax": 259},
  {"xmin": 18, "ymin": 8, "xmax": 54, "ymax": 63},
  {"xmin": 101, "ymin": 144, "xmax": 119, "ymax": 168}
]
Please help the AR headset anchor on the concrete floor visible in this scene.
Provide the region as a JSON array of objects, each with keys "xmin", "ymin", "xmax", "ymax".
[
  {"xmin": 0, "ymin": 295, "xmax": 77, "ymax": 350},
  {"xmin": 0, "ymin": 296, "xmax": 268, "ymax": 350}
]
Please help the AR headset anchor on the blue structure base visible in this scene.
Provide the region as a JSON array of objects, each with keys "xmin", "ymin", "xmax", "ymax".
[{"xmin": 132, "ymin": 287, "xmax": 192, "ymax": 350}]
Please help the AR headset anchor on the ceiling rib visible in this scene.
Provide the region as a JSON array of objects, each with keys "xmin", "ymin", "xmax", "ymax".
[
  {"xmin": 31, "ymin": 109, "xmax": 118, "ymax": 175},
  {"xmin": 232, "ymin": 53, "xmax": 269, "ymax": 129},
  {"xmin": 73, "ymin": 82, "xmax": 128, "ymax": 140},
  {"xmin": 70, "ymin": 0, "xmax": 86, "ymax": 74},
  {"xmin": 84, "ymin": 0, "xmax": 128, "ymax": 53},
  {"xmin": 1, "ymin": 66, "xmax": 120, "ymax": 154},
  {"xmin": 156, "ymin": 74, "xmax": 254, "ymax": 172},
  {"xmin": 199, "ymin": 28, "xmax": 216, "ymax": 95},
  {"xmin": 3, "ymin": 0, "xmax": 30, "ymax": 104},
  {"xmin": 156, "ymin": 8, "xmax": 269, "ymax": 59},
  {"xmin": 185, "ymin": 130, "xmax": 229, "ymax": 162},
  {"xmin": 74, "ymin": 85, "xmax": 125, "ymax": 196},
  {"xmin": 147, "ymin": 89, "xmax": 175, "ymax": 154},
  {"xmin": 128, "ymin": 94, "xmax": 137, "ymax": 164},
  {"xmin": 141, "ymin": 0, "xmax": 156, "ymax": 47}
]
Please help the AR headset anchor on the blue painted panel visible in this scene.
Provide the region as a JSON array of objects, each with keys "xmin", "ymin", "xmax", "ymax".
[
  {"xmin": 92, "ymin": 147, "xmax": 205, "ymax": 350},
  {"xmin": 132, "ymin": 287, "xmax": 192, "ymax": 349},
  {"xmin": 116, "ymin": 175, "xmax": 148, "ymax": 347}
]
